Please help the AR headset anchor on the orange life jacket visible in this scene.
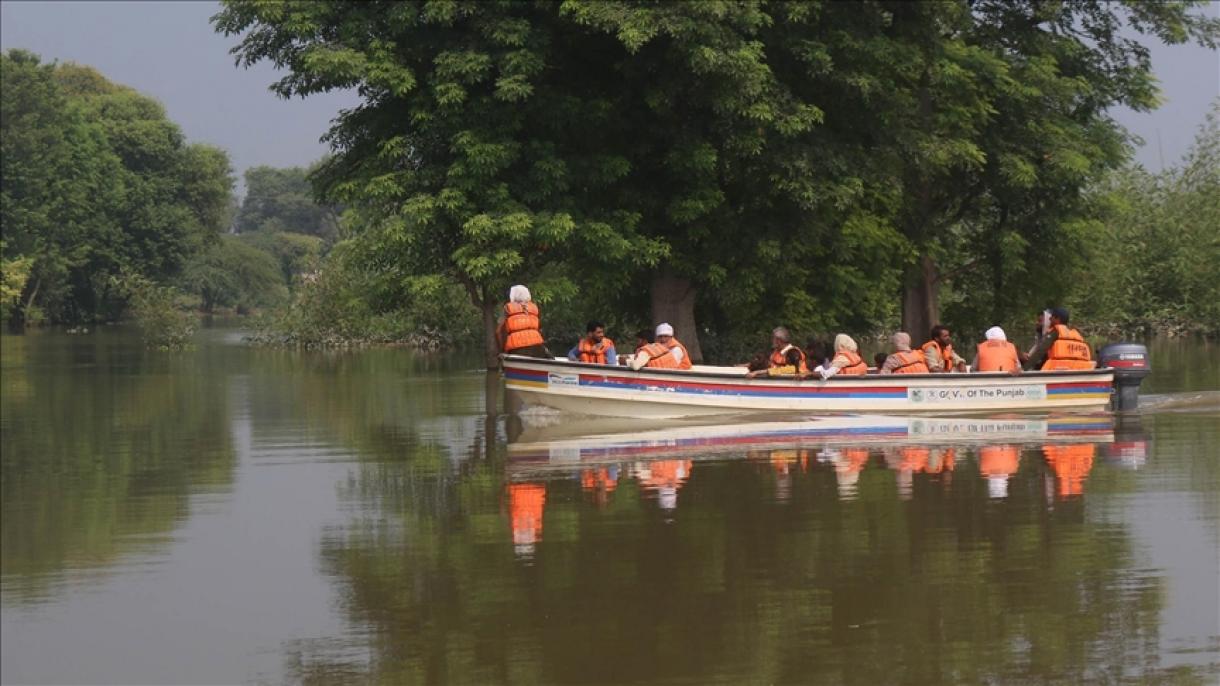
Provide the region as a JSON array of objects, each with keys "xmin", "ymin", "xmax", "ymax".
[
  {"xmin": 979, "ymin": 445, "xmax": 1020, "ymax": 477},
  {"xmin": 1042, "ymin": 444, "xmax": 1095, "ymax": 497},
  {"xmin": 835, "ymin": 351, "xmax": 868, "ymax": 375},
  {"xmin": 976, "ymin": 340, "xmax": 1021, "ymax": 372},
  {"xmin": 768, "ymin": 344, "xmax": 808, "ymax": 376},
  {"xmin": 502, "ymin": 302, "xmax": 544, "ymax": 351},
  {"xmin": 890, "ymin": 350, "xmax": 930, "ymax": 374},
  {"xmin": 642, "ymin": 339, "xmax": 693, "ymax": 370},
  {"xmin": 508, "ymin": 482, "xmax": 546, "ymax": 546},
  {"xmin": 1042, "ymin": 325, "xmax": 1093, "ymax": 371},
  {"xmin": 578, "ymin": 336, "xmax": 614, "ymax": 364},
  {"xmin": 921, "ymin": 340, "xmax": 956, "ymax": 372}
]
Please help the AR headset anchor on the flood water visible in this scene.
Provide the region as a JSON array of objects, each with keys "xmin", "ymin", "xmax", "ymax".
[{"xmin": 1, "ymin": 327, "xmax": 1217, "ymax": 685}]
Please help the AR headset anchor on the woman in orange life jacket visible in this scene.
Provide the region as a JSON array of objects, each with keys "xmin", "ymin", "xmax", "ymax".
[
  {"xmin": 747, "ymin": 326, "xmax": 808, "ymax": 378},
  {"xmin": 497, "ymin": 285, "xmax": 549, "ymax": 358},
  {"xmin": 921, "ymin": 324, "xmax": 968, "ymax": 372},
  {"xmin": 630, "ymin": 323, "xmax": 693, "ymax": 370},
  {"xmin": 878, "ymin": 332, "xmax": 931, "ymax": 374},
  {"xmin": 1025, "ymin": 307, "xmax": 1094, "ymax": 371},
  {"xmin": 567, "ymin": 320, "xmax": 617, "ymax": 365},
  {"xmin": 806, "ymin": 334, "xmax": 868, "ymax": 379},
  {"xmin": 972, "ymin": 326, "xmax": 1022, "ymax": 374}
]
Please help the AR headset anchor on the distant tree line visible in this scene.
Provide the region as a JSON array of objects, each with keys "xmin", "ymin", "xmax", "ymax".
[{"xmin": 214, "ymin": 0, "xmax": 1220, "ymax": 366}]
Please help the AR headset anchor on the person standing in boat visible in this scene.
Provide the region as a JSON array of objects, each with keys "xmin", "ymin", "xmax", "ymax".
[
  {"xmin": 497, "ymin": 285, "xmax": 550, "ymax": 358},
  {"xmin": 1025, "ymin": 307, "xmax": 1094, "ymax": 371},
  {"xmin": 972, "ymin": 326, "xmax": 1022, "ymax": 373},
  {"xmin": 921, "ymin": 325, "xmax": 968, "ymax": 372},
  {"xmin": 747, "ymin": 326, "xmax": 807, "ymax": 377},
  {"xmin": 630, "ymin": 323, "xmax": 693, "ymax": 370},
  {"xmin": 878, "ymin": 332, "xmax": 930, "ymax": 374},
  {"xmin": 567, "ymin": 321, "xmax": 617, "ymax": 365},
  {"xmin": 807, "ymin": 334, "xmax": 868, "ymax": 379}
]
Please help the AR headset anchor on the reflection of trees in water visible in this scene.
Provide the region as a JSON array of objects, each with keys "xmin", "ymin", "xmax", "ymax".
[
  {"xmin": 0, "ymin": 334, "xmax": 236, "ymax": 601},
  {"xmin": 296, "ymin": 432, "xmax": 1195, "ymax": 684}
]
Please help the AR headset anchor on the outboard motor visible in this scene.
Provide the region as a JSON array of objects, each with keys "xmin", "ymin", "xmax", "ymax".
[{"xmin": 1098, "ymin": 343, "xmax": 1150, "ymax": 411}]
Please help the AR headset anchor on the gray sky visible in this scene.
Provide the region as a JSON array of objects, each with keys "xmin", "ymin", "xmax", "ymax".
[{"xmin": 2, "ymin": 0, "xmax": 1217, "ymax": 192}]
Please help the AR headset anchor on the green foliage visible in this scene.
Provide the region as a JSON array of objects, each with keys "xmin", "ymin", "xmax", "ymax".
[
  {"xmin": 0, "ymin": 50, "xmax": 235, "ymax": 324},
  {"xmin": 236, "ymin": 165, "xmax": 338, "ymax": 240},
  {"xmin": 112, "ymin": 272, "xmax": 196, "ymax": 349},
  {"xmin": 0, "ymin": 243, "xmax": 33, "ymax": 322},
  {"xmin": 237, "ymin": 230, "xmax": 325, "ymax": 285},
  {"xmin": 179, "ymin": 235, "xmax": 288, "ymax": 313}
]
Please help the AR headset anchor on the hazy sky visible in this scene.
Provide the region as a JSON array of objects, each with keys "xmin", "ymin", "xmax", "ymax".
[{"xmin": 2, "ymin": 0, "xmax": 1217, "ymax": 193}]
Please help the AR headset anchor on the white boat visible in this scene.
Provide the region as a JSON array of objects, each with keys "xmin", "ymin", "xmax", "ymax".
[{"xmin": 502, "ymin": 355, "xmax": 1115, "ymax": 419}]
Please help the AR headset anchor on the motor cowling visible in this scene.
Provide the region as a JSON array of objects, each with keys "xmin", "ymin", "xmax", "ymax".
[{"xmin": 1098, "ymin": 342, "xmax": 1150, "ymax": 411}]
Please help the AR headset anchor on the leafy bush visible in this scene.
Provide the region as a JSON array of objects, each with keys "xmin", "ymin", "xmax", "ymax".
[{"xmin": 113, "ymin": 273, "xmax": 195, "ymax": 349}]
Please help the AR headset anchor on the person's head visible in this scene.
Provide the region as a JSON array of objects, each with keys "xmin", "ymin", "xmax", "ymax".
[
  {"xmin": 892, "ymin": 331, "xmax": 912, "ymax": 351},
  {"xmin": 930, "ymin": 324, "xmax": 951, "ymax": 346},
  {"xmin": 874, "ymin": 352, "xmax": 888, "ymax": 369},
  {"xmin": 508, "ymin": 284, "xmax": 532, "ymax": 303},
  {"xmin": 1050, "ymin": 307, "xmax": 1070, "ymax": 326},
  {"xmin": 771, "ymin": 326, "xmax": 791, "ymax": 351},
  {"xmin": 655, "ymin": 323, "xmax": 674, "ymax": 344},
  {"xmin": 635, "ymin": 329, "xmax": 653, "ymax": 347},
  {"xmin": 585, "ymin": 321, "xmax": 605, "ymax": 343},
  {"xmin": 834, "ymin": 333, "xmax": 858, "ymax": 354},
  {"xmin": 805, "ymin": 338, "xmax": 829, "ymax": 362},
  {"xmin": 985, "ymin": 326, "xmax": 1007, "ymax": 342}
]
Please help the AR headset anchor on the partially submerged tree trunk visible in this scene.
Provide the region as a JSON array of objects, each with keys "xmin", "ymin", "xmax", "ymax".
[
  {"xmin": 650, "ymin": 269, "xmax": 703, "ymax": 363},
  {"xmin": 481, "ymin": 299, "xmax": 499, "ymax": 370},
  {"xmin": 901, "ymin": 254, "xmax": 940, "ymax": 344}
]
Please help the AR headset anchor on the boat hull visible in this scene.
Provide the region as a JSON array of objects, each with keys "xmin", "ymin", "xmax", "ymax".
[{"xmin": 502, "ymin": 356, "xmax": 1114, "ymax": 418}]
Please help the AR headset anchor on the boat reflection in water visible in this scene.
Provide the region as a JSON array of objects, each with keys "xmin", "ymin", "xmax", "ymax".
[{"xmin": 506, "ymin": 413, "xmax": 1135, "ymax": 555}]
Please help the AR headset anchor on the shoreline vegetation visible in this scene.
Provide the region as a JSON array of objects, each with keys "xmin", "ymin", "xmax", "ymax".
[{"xmin": 4, "ymin": 1, "xmax": 1219, "ymax": 358}]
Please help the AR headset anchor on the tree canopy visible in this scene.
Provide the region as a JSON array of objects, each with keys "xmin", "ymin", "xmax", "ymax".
[{"xmin": 236, "ymin": 164, "xmax": 339, "ymax": 240}]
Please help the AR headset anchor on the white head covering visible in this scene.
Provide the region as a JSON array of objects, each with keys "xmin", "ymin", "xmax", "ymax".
[
  {"xmin": 834, "ymin": 333, "xmax": 858, "ymax": 353},
  {"xmin": 655, "ymin": 323, "xmax": 674, "ymax": 337},
  {"xmin": 509, "ymin": 285, "xmax": 531, "ymax": 303},
  {"xmin": 988, "ymin": 475, "xmax": 1010, "ymax": 499},
  {"xmin": 892, "ymin": 332, "xmax": 912, "ymax": 351},
  {"xmin": 985, "ymin": 326, "xmax": 1006, "ymax": 341}
]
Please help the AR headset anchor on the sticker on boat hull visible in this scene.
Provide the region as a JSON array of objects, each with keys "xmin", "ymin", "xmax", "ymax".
[
  {"xmin": 548, "ymin": 372, "xmax": 579, "ymax": 387},
  {"xmin": 909, "ymin": 384, "xmax": 1046, "ymax": 404}
]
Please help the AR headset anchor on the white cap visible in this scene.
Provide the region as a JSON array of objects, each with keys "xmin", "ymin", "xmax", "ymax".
[
  {"xmin": 509, "ymin": 285, "xmax": 531, "ymax": 303},
  {"xmin": 988, "ymin": 475, "xmax": 1010, "ymax": 498},
  {"xmin": 985, "ymin": 326, "xmax": 1006, "ymax": 341},
  {"xmin": 655, "ymin": 323, "xmax": 674, "ymax": 337}
]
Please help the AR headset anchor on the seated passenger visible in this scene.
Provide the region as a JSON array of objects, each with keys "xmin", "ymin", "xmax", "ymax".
[
  {"xmin": 804, "ymin": 337, "xmax": 832, "ymax": 374},
  {"xmin": 497, "ymin": 285, "xmax": 549, "ymax": 358},
  {"xmin": 568, "ymin": 320, "xmax": 617, "ymax": 365},
  {"xmin": 809, "ymin": 334, "xmax": 868, "ymax": 379},
  {"xmin": 879, "ymin": 332, "xmax": 930, "ymax": 374},
  {"xmin": 747, "ymin": 326, "xmax": 808, "ymax": 378},
  {"xmin": 631, "ymin": 323, "xmax": 693, "ymax": 370},
  {"xmin": 921, "ymin": 325, "xmax": 967, "ymax": 372},
  {"xmin": 1025, "ymin": 307, "xmax": 1094, "ymax": 371},
  {"xmin": 872, "ymin": 352, "xmax": 888, "ymax": 373},
  {"xmin": 973, "ymin": 326, "xmax": 1021, "ymax": 373}
]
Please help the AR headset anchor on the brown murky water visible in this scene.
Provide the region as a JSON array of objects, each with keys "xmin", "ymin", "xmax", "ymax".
[{"xmin": 1, "ymin": 327, "xmax": 1217, "ymax": 684}]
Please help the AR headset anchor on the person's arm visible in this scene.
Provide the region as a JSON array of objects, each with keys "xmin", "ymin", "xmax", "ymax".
[
  {"xmin": 924, "ymin": 346, "xmax": 944, "ymax": 372},
  {"xmin": 630, "ymin": 351, "xmax": 652, "ymax": 370},
  {"xmin": 879, "ymin": 354, "xmax": 901, "ymax": 374},
  {"xmin": 671, "ymin": 346, "xmax": 685, "ymax": 365},
  {"xmin": 952, "ymin": 350, "xmax": 968, "ymax": 370},
  {"xmin": 817, "ymin": 354, "xmax": 848, "ymax": 379},
  {"xmin": 567, "ymin": 345, "xmax": 580, "ymax": 361},
  {"xmin": 1024, "ymin": 329, "xmax": 1057, "ymax": 370},
  {"xmin": 605, "ymin": 345, "xmax": 617, "ymax": 366},
  {"xmin": 496, "ymin": 319, "xmax": 507, "ymax": 350}
]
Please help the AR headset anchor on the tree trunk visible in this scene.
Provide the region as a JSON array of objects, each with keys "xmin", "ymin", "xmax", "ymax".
[
  {"xmin": 482, "ymin": 299, "xmax": 499, "ymax": 370},
  {"xmin": 901, "ymin": 254, "xmax": 940, "ymax": 343},
  {"xmin": 650, "ymin": 270, "xmax": 702, "ymax": 363}
]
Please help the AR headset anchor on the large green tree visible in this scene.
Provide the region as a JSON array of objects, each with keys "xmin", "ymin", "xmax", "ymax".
[{"xmin": 236, "ymin": 164, "xmax": 339, "ymax": 240}]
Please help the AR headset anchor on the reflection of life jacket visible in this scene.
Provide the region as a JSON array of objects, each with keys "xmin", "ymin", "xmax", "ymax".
[
  {"xmin": 1042, "ymin": 325, "xmax": 1093, "ymax": 371},
  {"xmin": 578, "ymin": 336, "xmax": 614, "ymax": 364},
  {"xmin": 580, "ymin": 468, "xmax": 618, "ymax": 493},
  {"xmin": 642, "ymin": 339, "xmax": 693, "ymax": 370},
  {"xmin": 895, "ymin": 447, "xmax": 929, "ymax": 472},
  {"xmin": 835, "ymin": 351, "xmax": 868, "ymax": 375},
  {"xmin": 976, "ymin": 340, "xmax": 1021, "ymax": 372},
  {"xmin": 979, "ymin": 445, "xmax": 1020, "ymax": 477},
  {"xmin": 768, "ymin": 344, "xmax": 808, "ymax": 375},
  {"xmin": 838, "ymin": 448, "xmax": 871, "ymax": 474},
  {"xmin": 502, "ymin": 302, "xmax": 544, "ymax": 351},
  {"xmin": 1043, "ymin": 444, "xmax": 1095, "ymax": 497},
  {"xmin": 638, "ymin": 460, "xmax": 692, "ymax": 490},
  {"xmin": 890, "ymin": 350, "xmax": 930, "ymax": 374},
  {"xmin": 921, "ymin": 340, "xmax": 956, "ymax": 371},
  {"xmin": 925, "ymin": 448, "xmax": 955, "ymax": 474},
  {"xmin": 508, "ymin": 482, "xmax": 546, "ymax": 546}
]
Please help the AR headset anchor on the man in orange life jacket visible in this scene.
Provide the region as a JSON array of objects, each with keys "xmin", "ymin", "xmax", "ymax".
[
  {"xmin": 972, "ymin": 326, "xmax": 1022, "ymax": 374},
  {"xmin": 630, "ymin": 323, "xmax": 693, "ymax": 370},
  {"xmin": 921, "ymin": 325, "xmax": 967, "ymax": 372},
  {"xmin": 497, "ymin": 285, "xmax": 549, "ymax": 358},
  {"xmin": 747, "ymin": 326, "xmax": 807, "ymax": 378},
  {"xmin": 1025, "ymin": 307, "xmax": 1094, "ymax": 371},
  {"xmin": 879, "ymin": 332, "xmax": 930, "ymax": 374},
  {"xmin": 567, "ymin": 321, "xmax": 617, "ymax": 365}
]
